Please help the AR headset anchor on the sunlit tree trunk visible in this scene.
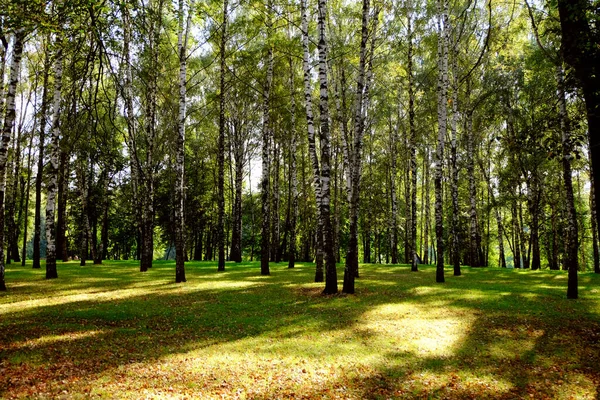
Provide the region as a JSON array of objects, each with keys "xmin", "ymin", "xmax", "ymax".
[
  {"xmin": 301, "ymin": 0, "xmax": 324, "ymax": 282},
  {"xmin": 435, "ymin": 0, "xmax": 449, "ymax": 283},
  {"xmin": 175, "ymin": 0, "xmax": 192, "ymax": 282},
  {"xmin": 315, "ymin": 0, "xmax": 338, "ymax": 294},
  {"xmin": 45, "ymin": 35, "xmax": 64, "ymax": 280},
  {"xmin": 449, "ymin": 32, "xmax": 460, "ymax": 275},
  {"xmin": 343, "ymin": 0, "xmax": 378, "ymax": 294},
  {"xmin": 0, "ymin": 29, "xmax": 24, "ymax": 289}
]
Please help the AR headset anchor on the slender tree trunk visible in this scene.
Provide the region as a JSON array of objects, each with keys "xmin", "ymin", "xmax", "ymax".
[
  {"xmin": 56, "ymin": 151, "xmax": 68, "ymax": 261},
  {"xmin": 175, "ymin": 0, "xmax": 192, "ymax": 282},
  {"xmin": 315, "ymin": 0, "xmax": 338, "ymax": 294},
  {"xmin": 590, "ymin": 165, "xmax": 600, "ymax": 273},
  {"xmin": 407, "ymin": 0, "xmax": 418, "ymax": 272},
  {"xmin": 260, "ymin": 1, "xmax": 274, "ymax": 276},
  {"xmin": 33, "ymin": 48, "xmax": 51, "ymax": 270},
  {"xmin": 389, "ymin": 125, "xmax": 398, "ymax": 265},
  {"xmin": 45, "ymin": 37, "xmax": 63, "ymax": 280},
  {"xmin": 96, "ymin": 171, "xmax": 110, "ymax": 264},
  {"xmin": 230, "ymin": 125, "xmax": 243, "ymax": 262},
  {"xmin": 557, "ymin": 64, "xmax": 579, "ymax": 298},
  {"xmin": 449, "ymin": 34, "xmax": 460, "ymax": 275},
  {"xmin": 465, "ymin": 80, "xmax": 481, "ymax": 269},
  {"xmin": 435, "ymin": 0, "xmax": 449, "ymax": 283},
  {"xmin": 512, "ymin": 200, "xmax": 521, "ymax": 269},
  {"xmin": 343, "ymin": 0, "xmax": 377, "ymax": 294},
  {"xmin": 288, "ymin": 57, "xmax": 298, "ymax": 269},
  {"xmin": 22, "ymin": 113, "xmax": 35, "ymax": 265},
  {"xmin": 216, "ymin": 0, "xmax": 228, "ymax": 272},
  {"xmin": 300, "ymin": 0, "xmax": 324, "ymax": 282},
  {"xmin": 424, "ymin": 148, "xmax": 430, "ymax": 264},
  {"xmin": 0, "ymin": 30, "xmax": 24, "ymax": 289},
  {"xmin": 271, "ymin": 143, "xmax": 280, "ymax": 262}
]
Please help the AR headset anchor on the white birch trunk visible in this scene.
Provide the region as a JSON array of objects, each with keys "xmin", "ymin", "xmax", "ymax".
[
  {"xmin": 449, "ymin": 33, "xmax": 461, "ymax": 275},
  {"xmin": 300, "ymin": 0, "xmax": 324, "ymax": 282},
  {"xmin": 0, "ymin": 30, "xmax": 24, "ymax": 290},
  {"xmin": 175, "ymin": 0, "xmax": 192, "ymax": 282},
  {"xmin": 45, "ymin": 35, "xmax": 64, "ymax": 280},
  {"xmin": 435, "ymin": 0, "xmax": 449, "ymax": 283}
]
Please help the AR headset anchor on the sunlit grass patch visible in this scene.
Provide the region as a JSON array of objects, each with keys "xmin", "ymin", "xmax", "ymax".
[{"xmin": 1, "ymin": 261, "xmax": 599, "ymax": 398}]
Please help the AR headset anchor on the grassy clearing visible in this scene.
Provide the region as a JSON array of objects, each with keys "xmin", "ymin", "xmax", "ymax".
[{"xmin": 1, "ymin": 261, "xmax": 599, "ymax": 399}]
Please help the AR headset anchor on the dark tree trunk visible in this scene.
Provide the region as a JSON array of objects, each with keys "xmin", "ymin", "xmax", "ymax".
[
  {"xmin": 33, "ymin": 48, "xmax": 51, "ymax": 270},
  {"xmin": 557, "ymin": 0, "xmax": 600, "ymax": 249}
]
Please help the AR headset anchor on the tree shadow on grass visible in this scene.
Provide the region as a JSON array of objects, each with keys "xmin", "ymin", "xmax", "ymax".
[{"xmin": 0, "ymin": 262, "xmax": 599, "ymax": 398}]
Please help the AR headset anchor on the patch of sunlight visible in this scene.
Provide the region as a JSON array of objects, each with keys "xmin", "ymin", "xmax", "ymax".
[
  {"xmin": 362, "ymin": 303, "xmax": 475, "ymax": 358},
  {"xmin": 1, "ymin": 280, "xmax": 260, "ymax": 315},
  {"xmin": 11, "ymin": 330, "xmax": 105, "ymax": 351}
]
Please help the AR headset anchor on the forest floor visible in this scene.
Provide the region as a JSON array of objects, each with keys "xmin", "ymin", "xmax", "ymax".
[{"xmin": 1, "ymin": 261, "xmax": 599, "ymax": 399}]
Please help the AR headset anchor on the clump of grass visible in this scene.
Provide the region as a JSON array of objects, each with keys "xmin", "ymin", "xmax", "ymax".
[{"xmin": 1, "ymin": 261, "xmax": 599, "ymax": 399}]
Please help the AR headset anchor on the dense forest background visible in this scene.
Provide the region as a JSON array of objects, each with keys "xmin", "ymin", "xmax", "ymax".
[{"xmin": 0, "ymin": 0, "xmax": 599, "ymax": 295}]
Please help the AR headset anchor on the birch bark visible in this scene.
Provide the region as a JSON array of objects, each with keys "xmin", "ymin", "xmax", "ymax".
[
  {"xmin": 0, "ymin": 29, "xmax": 24, "ymax": 289},
  {"xmin": 260, "ymin": 0, "xmax": 274, "ymax": 276},
  {"xmin": 175, "ymin": 0, "xmax": 193, "ymax": 282},
  {"xmin": 45, "ymin": 34, "xmax": 64, "ymax": 280},
  {"xmin": 435, "ymin": 0, "xmax": 449, "ymax": 283},
  {"xmin": 300, "ymin": 0, "xmax": 324, "ymax": 282}
]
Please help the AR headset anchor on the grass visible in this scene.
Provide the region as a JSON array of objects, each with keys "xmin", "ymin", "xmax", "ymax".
[{"xmin": 1, "ymin": 260, "xmax": 600, "ymax": 399}]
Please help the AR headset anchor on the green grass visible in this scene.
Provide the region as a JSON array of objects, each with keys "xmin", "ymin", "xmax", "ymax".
[{"xmin": 1, "ymin": 261, "xmax": 600, "ymax": 399}]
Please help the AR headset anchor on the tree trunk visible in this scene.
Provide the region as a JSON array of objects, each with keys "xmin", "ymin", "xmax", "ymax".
[
  {"xmin": 424, "ymin": 148, "xmax": 430, "ymax": 264},
  {"xmin": 556, "ymin": 0, "xmax": 600, "ymax": 241},
  {"xmin": 217, "ymin": 0, "xmax": 228, "ymax": 272},
  {"xmin": 512, "ymin": 200, "xmax": 521, "ymax": 269},
  {"xmin": 557, "ymin": 64, "xmax": 579, "ymax": 299},
  {"xmin": 271, "ymin": 143, "xmax": 280, "ymax": 262},
  {"xmin": 316, "ymin": 0, "xmax": 338, "ymax": 295},
  {"xmin": 590, "ymin": 164, "xmax": 600, "ymax": 273},
  {"xmin": 435, "ymin": 0, "xmax": 449, "ymax": 283},
  {"xmin": 343, "ymin": 0, "xmax": 377, "ymax": 294},
  {"xmin": 22, "ymin": 114, "xmax": 35, "ymax": 265},
  {"xmin": 0, "ymin": 30, "xmax": 24, "ymax": 290},
  {"xmin": 175, "ymin": 0, "xmax": 192, "ymax": 282},
  {"xmin": 465, "ymin": 80, "xmax": 481, "ymax": 269},
  {"xmin": 407, "ymin": 0, "xmax": 418, "ymax": 272},
  {"xmin": 300, "ymin": 0, "xmax": 324, "ymax": 282},
  {"xmin": 45, "ymin": 36, "xmax": 63, "ymax": 280},
  {"xmin": 33, "ymin": 47, "xmax": 51, "ymax": 270},
  {"xmin": 288, "ymin": 57, "xmax": 298, "ymax": 269},
  {"xmin": 449, "ymin": 35, "xmax": 460, "ymax": 275},
  {"xmin": 260, "ymin": 0, "xmax": 274, "ymax": 276}
]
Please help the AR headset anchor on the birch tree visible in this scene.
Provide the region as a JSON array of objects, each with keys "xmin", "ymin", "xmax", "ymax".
[
  {"xmin": 0, "ymin": 29, "xmax": 24, "ymax": 290},
  {"xmin": 45, "ymin": 32, "xmax": 64, "ymax": 280},
  {"xmin": 260, "ymin": 0, "xmax": 274, "ymax": 276},
  {"xmin": 175, "ymin": 0, "xmax": 193, "ymax": 283},
  {"xmin": 435, "ymin": 0, "xmax": 449, "ymax": 283}
]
